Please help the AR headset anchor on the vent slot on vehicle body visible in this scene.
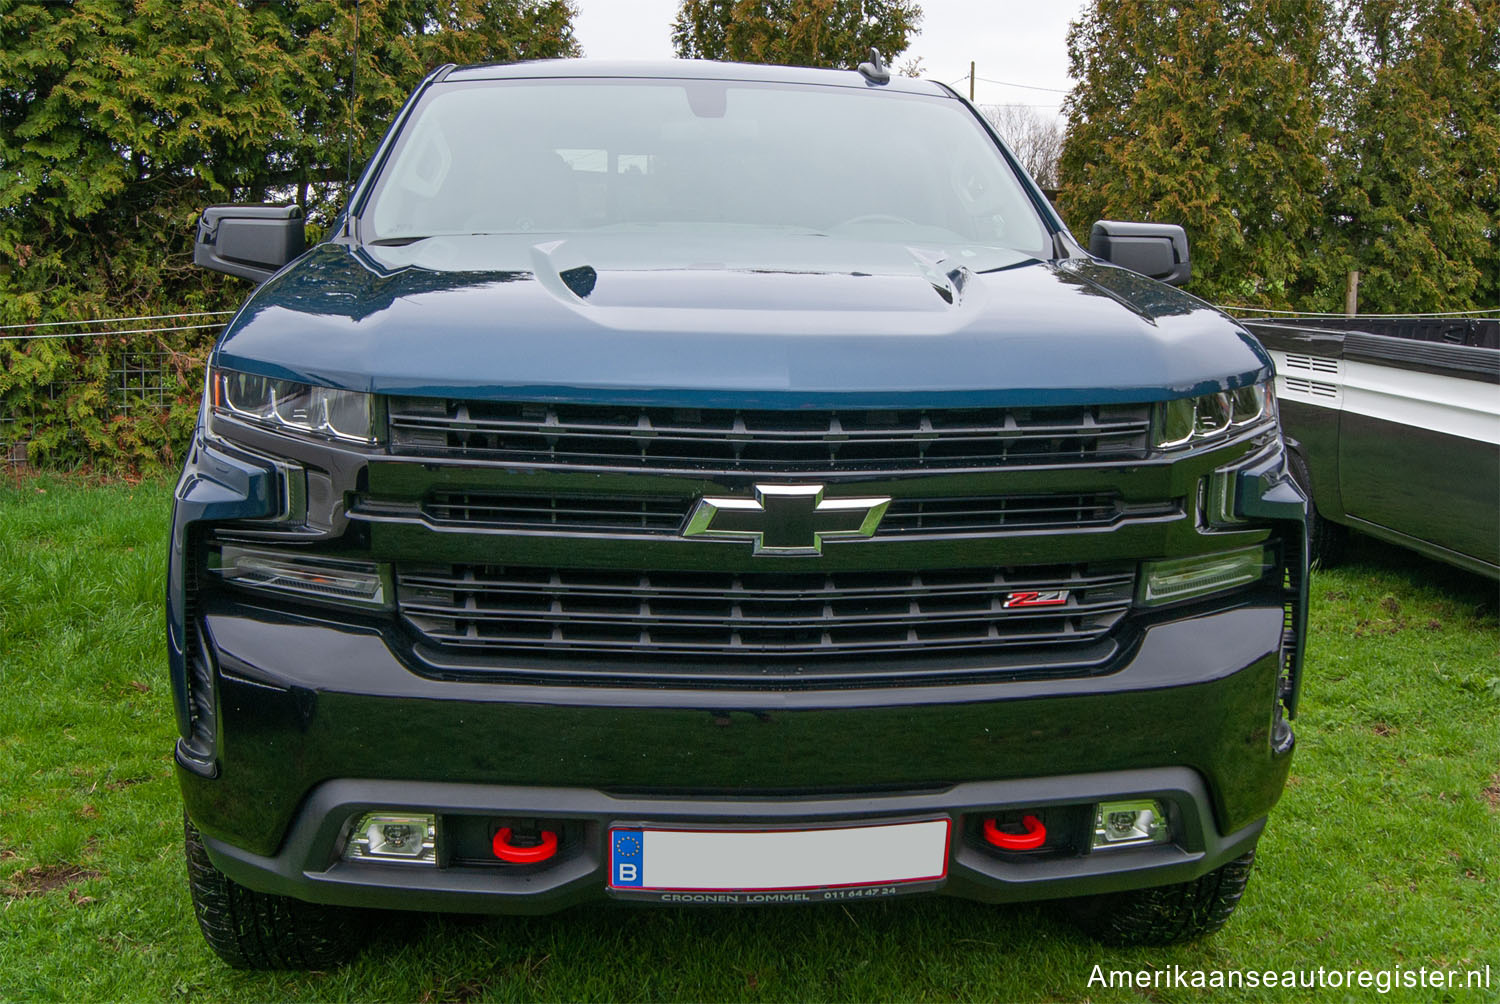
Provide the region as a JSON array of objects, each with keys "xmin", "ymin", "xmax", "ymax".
[
  {"xmin": 1279, "ymin": 353, "xmax": 1342, "ymax": 404},
  {"xmin": 1282, "ymin": 375, "xmax": 1339, "ymax": 399},
  {"xmin": 396, "ymin": 563, "xmax": 1135, "ymax": 664},
  {"xmin": 180, "ymin": 533, "xmax": 216, "ymax": 762},
  {"xmin": 387, "ymin": 400, "xmax": 1153, "ymax": 472},
  {"xmin": 1282, "ymin": 353, "xmax": 1339, "ymax": 375}
]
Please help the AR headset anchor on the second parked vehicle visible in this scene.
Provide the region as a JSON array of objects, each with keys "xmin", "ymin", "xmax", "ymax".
[{"xmin": 1248, "ymin": 315, "xmax": 1499, "ymax": 577}]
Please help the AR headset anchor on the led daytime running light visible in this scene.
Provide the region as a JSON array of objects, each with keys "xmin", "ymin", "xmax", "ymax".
[
  {"xmin": 209, "ymin": 545, "xmax": 391, "ymax": 610},
  {"xmin": 1139, "ymin": 546, "xmax": 1272, "ymax": 606}
]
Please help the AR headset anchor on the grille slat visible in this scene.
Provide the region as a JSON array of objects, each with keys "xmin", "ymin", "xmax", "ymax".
[
  {"xmin": 389, "ymin": 400, "xmax": 1152, "ymax": 472},
  {"xmin": 413, "ymin": 491, "xmax": 1143, "ymax": 536},
  {"xmin": 407, "ymin": 628, "xmax": 1098, "ymax": 654},
  {"xmin": 398, "ymin": 569, "xmax": 1133, "ymax": 598},
  {"xmin": 397, "ymin": 597, "xmax": 1127, "ymax": 627},
  {"xmin": 424, "ymin": 493, "xmax": 684, "ymax": 532},
  {"xmin": 397, "ymin": 564, "xmax": 1133, "ymax": 660}
]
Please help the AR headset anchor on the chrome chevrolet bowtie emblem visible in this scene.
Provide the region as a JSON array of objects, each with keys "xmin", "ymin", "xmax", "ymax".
[{"xmin": 683, "ymin": 484, "xmax": 891, "ymax": 556}]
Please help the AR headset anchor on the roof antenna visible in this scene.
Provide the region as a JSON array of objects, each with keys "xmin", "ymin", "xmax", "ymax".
[
  {"xmin": 343, "ymin": 0, "xmax": 360, "ymax": 235},
  {"xmin": 857, "ymin": 48, "xmax": 891, "ymax": 84}
]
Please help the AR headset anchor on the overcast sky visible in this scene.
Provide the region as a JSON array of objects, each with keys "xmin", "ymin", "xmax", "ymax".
[{"xmin": 572, "ymin": 0, "xmax": 1089, "ymax": 120}]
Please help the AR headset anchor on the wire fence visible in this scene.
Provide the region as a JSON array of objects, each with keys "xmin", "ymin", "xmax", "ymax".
[
  {"xmin": 1, "ymin": 312, "xmax": 222, "ymax": 468},
  {"xmin": 1219, "ymin": 305, "xmax": 1500, "ymax": 318}
]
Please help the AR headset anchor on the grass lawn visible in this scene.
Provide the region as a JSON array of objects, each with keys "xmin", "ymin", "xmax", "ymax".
[{"xmin": 1, "ymin": 474, "xmax": 1496, "ymax": 1003}]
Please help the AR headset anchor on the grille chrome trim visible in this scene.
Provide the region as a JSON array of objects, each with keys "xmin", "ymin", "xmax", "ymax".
[
  {"xmin": 388, "ymin": 399, "xmax": 1153, "ymax": 472},
  {"xmin": 402, "ymin": 491, "xmax": 1152, "ymax": 536},
  {"xmin": 396, "ymin": 564, "xmax": 1135, "ymax": 661}
]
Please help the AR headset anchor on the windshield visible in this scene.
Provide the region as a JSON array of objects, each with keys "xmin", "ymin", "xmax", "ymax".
[{"xmin": 362, "ymin": 78, "xmax": 1051, "ymax": 257}]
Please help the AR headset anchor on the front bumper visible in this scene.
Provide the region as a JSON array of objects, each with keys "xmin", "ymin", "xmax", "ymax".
[
  {"xmin": 199, "ymin": 769, "xmax": 1265, "ymax": 913},
  {"xmin": 179, "ymin": 595, "xmax": 1291, "ymax": 912},
  {"xmin": 169, "ymin": 429, "xmax": 1304, "ymax": 913}
]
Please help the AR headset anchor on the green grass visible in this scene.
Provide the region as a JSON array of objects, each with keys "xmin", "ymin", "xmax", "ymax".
[{"xmin": 1, "ymin": 474, "xmax": 1496, "ymax": 1003}]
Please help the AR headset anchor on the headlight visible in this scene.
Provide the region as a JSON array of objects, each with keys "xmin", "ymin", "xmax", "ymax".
[
  {"xmin": 1155, "ymin": 381, "xmax": 1274, "ymax": 450},
  {"xmin": 210, "ymin": 367, "xmax": 382, "ymax": 445}
]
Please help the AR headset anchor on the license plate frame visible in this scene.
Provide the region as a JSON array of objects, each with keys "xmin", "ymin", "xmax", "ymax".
[{"xmin": 606, "ymin": 817, "xmax": 951, "ymax": 899}]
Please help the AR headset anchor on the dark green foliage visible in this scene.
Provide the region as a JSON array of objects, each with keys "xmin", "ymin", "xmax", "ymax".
[
  {"xmin": 1058, "ymin": 0, "xmax": 1336, "ymax": 308},
  {"xmin": 1329, "ymin": 0, "xmax": 1500, "ymax": 313},
  {"xmin": 0, "ymin": 0, "xmax": 579, "ymax": 472},
  {"xmin": 1058, "ymin": 0, "xmax": 1500, "ymax": 313},
  {"xmin": 671, "ymin": 0, "xmax": 921, "ymax": 69}
]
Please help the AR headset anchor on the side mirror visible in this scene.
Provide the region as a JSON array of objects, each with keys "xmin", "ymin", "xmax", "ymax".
[
  {"xmin": 194, "ymin": 205, "xmax": 305, "ymax": 283},
  {"xmin": 1089, "ymin": 220, "xmax": 1191, "ymax": 286}
]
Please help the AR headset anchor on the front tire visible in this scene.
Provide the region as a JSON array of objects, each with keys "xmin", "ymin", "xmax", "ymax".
[
  {"xmin": 1287, "ymin": 449, "xmax": 1345, "ymax": 568},
  {"xmin": 184, "ymin": 816, "xmax": 365, "ymax": 969},
  {"xmin": 1067, "ymin": 851, "xmax": 1257, "ymax": 945}
]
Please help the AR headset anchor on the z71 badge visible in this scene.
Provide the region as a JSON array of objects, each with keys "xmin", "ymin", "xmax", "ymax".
[{"xmin": 1003, "ymin": 589, "xmax": 1070, "ymax": 608}]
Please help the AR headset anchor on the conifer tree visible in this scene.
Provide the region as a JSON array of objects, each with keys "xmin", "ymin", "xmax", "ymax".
[
  {"xmin": 1329, "ymin": 0, "xmax": 1499, "ymax": 312},
  {"xmin": 1058, "ymin": 1, "xmax": 1335, "ymax": 307},
  {"xmin": 0, "ymin": 0, "xmax": 580, "ymax": 322},
  {"xmin": 672, "ymin": 0, "xmax": 921, "ymax": 69}
]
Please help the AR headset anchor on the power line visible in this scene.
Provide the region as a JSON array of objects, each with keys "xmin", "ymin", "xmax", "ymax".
[
  {"xmin": 0, "ymin": 322, "xmax": 226, "ymax": 343},
  {"xmin": 0, "ymin": 310, "xmax": 234, "ymax": 332},
  {"xmin": 974, "ymin": 75, "xmax": 1072, "ymax": 94}
]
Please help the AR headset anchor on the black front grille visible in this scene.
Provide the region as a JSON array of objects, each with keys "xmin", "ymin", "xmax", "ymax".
[
  {"xmin": 397, "ymin": 563, "xmax": 1134, "ymax": 660},
  {"xmin": 388, "ymin": 399, "xmax": 1153, "ymax": 472},
  {"xmin": 419, "ymin": 491, "xmax": 1135, "ymax": 536},
  {"xmin": 425, "ymin": 492, "xmax": 686, "ymax": 533},
  {"xmin": 876, "ymin": 494, "xmax": 1127, "ymax": 533}
]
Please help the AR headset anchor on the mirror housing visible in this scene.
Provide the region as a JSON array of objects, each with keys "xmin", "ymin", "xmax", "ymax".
[
  {"xmin": 1089, "ymin": 220, "xmax": 1191, "ymax": 286},
  {"xmin": 194, "ymin": 205, "xmax": 305, "ymax": 283}
]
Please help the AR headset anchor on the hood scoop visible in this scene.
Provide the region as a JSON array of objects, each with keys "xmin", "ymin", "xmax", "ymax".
[
  {"xmin": 907, "ymin": 247, "xmax": 971, "ymax": 306},
  {"xmin": 531, "ymin": 238, "xmax": 979, "ymax": 314},
  {"xmin": 558, "ymin": 265, "xmax": 597, "ymax": 299}
]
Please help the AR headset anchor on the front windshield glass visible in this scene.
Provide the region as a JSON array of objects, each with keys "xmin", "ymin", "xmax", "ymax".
[{"xmin": 363, "ymin": 78, "xmax": 1051, "ymax": 256}]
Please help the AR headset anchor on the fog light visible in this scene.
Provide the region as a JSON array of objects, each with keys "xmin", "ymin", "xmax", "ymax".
[
  {"xmin": 345, "ymin": 812, "xmax": 437, "ymax": 864},
  {"xmin": 1092, "ymin": 800, "xmax": 1170, "ymax": 849},
  {"xmin": 209, "ymin": 544, "xmax": 391, "ymax": 610}
]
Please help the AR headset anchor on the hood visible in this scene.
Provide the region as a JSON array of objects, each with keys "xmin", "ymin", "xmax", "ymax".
[{"xmin": 214, "ymin": 232, "xmax": 1271, "ymax": 409}]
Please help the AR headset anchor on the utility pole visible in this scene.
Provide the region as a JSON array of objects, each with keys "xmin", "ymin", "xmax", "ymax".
[
  {"xmin": 969, "ymin": 61, "xmax": 975, "ymax": 102},
  {"xmin": 1345, "ymin": 270, "xmax": 1360, "ymax": 316}
]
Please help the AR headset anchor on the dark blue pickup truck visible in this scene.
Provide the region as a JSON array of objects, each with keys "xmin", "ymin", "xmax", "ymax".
[{"xmin": 170, "ymin": 58, "xmax": 1308, "ymax": 968}]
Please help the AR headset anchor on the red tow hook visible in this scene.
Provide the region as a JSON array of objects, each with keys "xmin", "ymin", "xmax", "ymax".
[
  {"xmin": 982, "ymin": 814, "xmax": 1047, "ymax": 850},
  {"xmin": 492, "ymin": 827, "xmax": 559, "ymax": 863}
]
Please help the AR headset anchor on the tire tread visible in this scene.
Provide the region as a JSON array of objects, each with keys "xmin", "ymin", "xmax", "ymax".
[
  {"xmin": 184, "ymin": 816, "xmax": 361, "ymax": 970},
  {"xmin": 1068, "ymin": 851, "xmax": 1256, "ymax": 946}
]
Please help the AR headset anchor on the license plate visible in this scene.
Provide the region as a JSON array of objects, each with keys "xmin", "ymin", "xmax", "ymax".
[{"xmin": 608, "ymin": 818, "xmax": 950, "ymax": 894}]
